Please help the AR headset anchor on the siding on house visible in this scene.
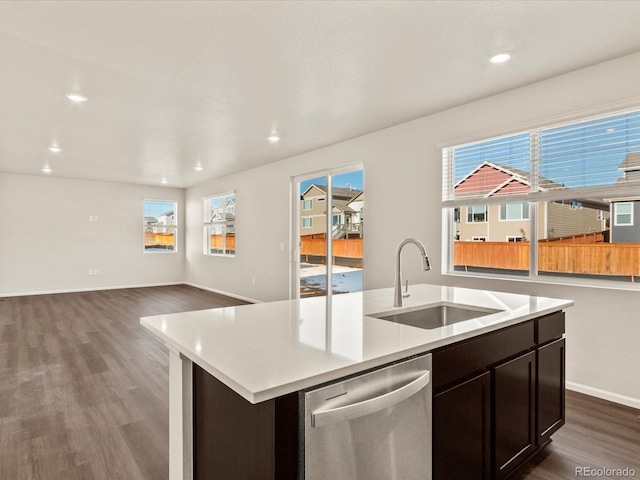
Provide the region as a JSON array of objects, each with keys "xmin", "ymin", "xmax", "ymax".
[
  {"xmin": 301, "ymin": 185, "xmax": 329, "ymax": 235},
  {"xmin": 610, "ymin": 200, "xmax": 640, "ymax": 243},
  {"xmin": 545, "ymin": 202, "xmax": 607, "ymax": 239}
]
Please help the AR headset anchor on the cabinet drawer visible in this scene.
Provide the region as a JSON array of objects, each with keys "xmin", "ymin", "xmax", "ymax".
[
  {"xmin": 536, "ymin": 311, "xmax": 565, "ymax": 345},
  {"xmin": 432, "ymin": 321, "xmax": 535, "ymax": 392}
]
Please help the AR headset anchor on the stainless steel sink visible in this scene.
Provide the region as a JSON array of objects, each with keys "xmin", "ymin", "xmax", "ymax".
[{"xmin": 371, "ymin": 304, "xmax": 501, "ymax": 330}]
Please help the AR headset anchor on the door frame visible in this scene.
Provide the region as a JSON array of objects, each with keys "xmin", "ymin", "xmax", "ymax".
[{"xmin": 290, "ymin": 163, "xmax": 363, "ymax": 300}]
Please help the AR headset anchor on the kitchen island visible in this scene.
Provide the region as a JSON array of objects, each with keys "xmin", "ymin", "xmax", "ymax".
[{"xmin": 141, "ymin": 284, "xmax": 572, "ymax": 480}]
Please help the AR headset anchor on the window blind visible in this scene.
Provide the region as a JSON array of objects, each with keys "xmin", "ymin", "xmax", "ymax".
[
  {"xmin": 443, "ymin": 107, "xmax": 640, "ymax": 205},
  {"xmin": 537, "ymin": 109, "xmax": 640, "ymax": 194},
  {"xmin": 443, "ymin": 133, "xmax": 530, "ymax": 202}
]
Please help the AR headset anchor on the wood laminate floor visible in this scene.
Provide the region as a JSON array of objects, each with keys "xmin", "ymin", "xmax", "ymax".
[
  {"xmin": 0, "ymin": 285, "xmax": 248, "ymax": 480},
  {"xmin": 1, "ymin": 285, "xmax": 638, "ymax": 480}
]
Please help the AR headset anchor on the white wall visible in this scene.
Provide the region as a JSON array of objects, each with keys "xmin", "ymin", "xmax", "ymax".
[
  {"xmin": 0, "ymin": 173, "xmax": 184, "ymax": 295},
  {"xmin": 185, "ymin": 52, "xmax": 640, "ymax": 407}
]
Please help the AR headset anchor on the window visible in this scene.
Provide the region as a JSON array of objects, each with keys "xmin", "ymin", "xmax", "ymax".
[
  {"xmin": 472, "ymin": 236, "xmax": 487, "ymax": 242},
  {"xmin": 303, "ymin": 199, "xmax": 313, "ymax": 210},
  {"xmin": 614, "ymin": 202, "xmax": 633, "ymax": 226},
  {"xmin": 302, "ymin": 217, "xmax": 313, "ymax": 228},
  {"xmin": 144, "ymin": 199, "xmax": 177, "ymax": 252},
  {"xmin": 317, "ymin": 197, "xmax": 326, "ymax": 202},
  {"xmin": 443, "ymin": 107, "xmax": 640, "ymax": 283},
  {"xmin": 467, "ymin": 205, "xmax": 487, "ymax": 223},
  {"xmin": 453, "ymin": 207, "xmax": 461, "ymax": 223},
  {"xmin": 332, "ymin": 214, "xmax": 340, "ymax": 226},
  {"xmin": 500, "ymin": 202, "xmax": 529, "ymax": 221},
  {"xmin": 203, "ymin": 192, "xmax": 235, "ymax": 256}
]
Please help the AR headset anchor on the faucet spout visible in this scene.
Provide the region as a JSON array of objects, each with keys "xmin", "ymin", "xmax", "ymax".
[{"xmin": 394, "ymin": 238, "xmax": 431, "ymax": 307}]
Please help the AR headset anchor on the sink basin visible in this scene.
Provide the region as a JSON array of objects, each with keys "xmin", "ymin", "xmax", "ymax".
[{"xmin": 371, "ymin": 304, "xmax": 501, "ymax": 330}]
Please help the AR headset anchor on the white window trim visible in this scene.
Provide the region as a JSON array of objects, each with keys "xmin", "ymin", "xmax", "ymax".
[
  {"xmin": 203, "ymin": 191, "xmax": 236, "ymax": 257},
  {"xmin": 442, "ymin": 105, "xmax": 640, "ymax": 289},
  {"xmin": 143, "ymin": 199, "xmax": 178, "ymax": 254},
  {"xmin": 472, "ymin": 236, "xmax": 487, "ymax": 242},
  {"xmin": 614, "ymin": 202, "xmax": 634, "ymax": 226},
  {"xmin": 506, "ymin": 235, "xmax": 523, "ymax": 242},
  {"xmin": 302, "ymin": 217, "xmax": 313, "ymax": 228},
  {"xmin": 302, "ymin": 199, "xmax": 313, "ymax": 210}
]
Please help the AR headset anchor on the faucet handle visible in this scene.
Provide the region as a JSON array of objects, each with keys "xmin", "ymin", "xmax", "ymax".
[{"xmin": 402, "ymin": 279, "xmax": 410, "ymax": 299}]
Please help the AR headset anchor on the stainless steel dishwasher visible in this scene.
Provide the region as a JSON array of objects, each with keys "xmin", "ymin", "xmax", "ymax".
[{"xmin": 304, "ymin": 354, "xmax": 432, "ymax": 480}]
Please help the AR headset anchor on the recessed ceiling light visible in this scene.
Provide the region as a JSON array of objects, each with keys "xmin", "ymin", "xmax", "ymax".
[
  {"xmin": 49, "ymin": 145, "xmax": 62, "ymax": 153},
  {"xmin": 66, "ymin": 92, "xmax": 88, "ymax": 103},
  {"xmin": 42, "ymin": 166, "xmax": 52, "ymax": 173},
  {"xmin": 489, "ymin": 52, "xmax": 512, "ymax": 64},
  {"xmin": 194, "ymin": 165, "xmax": 204, "ymax": 171},
  {"xmin": 267, "ymin": 134, "xmax": 280, "ymax": 143}
]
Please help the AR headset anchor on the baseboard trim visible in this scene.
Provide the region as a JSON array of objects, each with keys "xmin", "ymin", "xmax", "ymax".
[
  {"xmin": 0, "ymin": 282, "xmax": 184, "ymax": 298},
  {"xmin": 566, "ymin": 381, "xmax": 640, "ymax": 410},
  {"xmin": 183, "ymin": 282, "xmax": 261, "ymax": 304}
]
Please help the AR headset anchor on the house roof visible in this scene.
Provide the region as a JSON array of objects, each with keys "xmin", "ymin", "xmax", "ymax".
[
  {"xmin": 454, "ymin": 161, "xmax": 562, "ymax": 198},
  {"xmin": 618, "ymin": 151, "xmax": 640, "ymax": 171},
  {"xmin": 301, "ymin": 184, "xmax": 361, "ymax": 200}
]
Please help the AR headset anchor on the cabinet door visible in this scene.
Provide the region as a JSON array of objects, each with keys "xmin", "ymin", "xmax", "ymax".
[
  {"xmin": 433, "ymin": 372, "xmax": 491, "ymax": 480},
  {"xmin": 494, "ymin": 350, "xmax": 536, "ymax": 480},
  {"xmin": 537, "ymin": 337, "xmax": 565, "ymax": 444}
]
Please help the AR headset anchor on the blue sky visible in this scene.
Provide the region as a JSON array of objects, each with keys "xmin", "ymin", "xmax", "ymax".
[
  {"xmin": 454, "ymin": 110, "xmax": 640, "ymax": 188},
  {"xmin": 300, "ymin": 170, "xmax": 363, "ymax": 193}
]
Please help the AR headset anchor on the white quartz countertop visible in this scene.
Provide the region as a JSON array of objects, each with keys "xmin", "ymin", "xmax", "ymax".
[{"xmin": 140, "ymin": 284, "xmax": 572, "ymax": 404}]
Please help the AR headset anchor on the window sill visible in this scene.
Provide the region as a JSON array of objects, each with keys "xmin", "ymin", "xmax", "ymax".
[{"xmin": 443, "ymin": 270, "xmax": 640, "ymax": 293}]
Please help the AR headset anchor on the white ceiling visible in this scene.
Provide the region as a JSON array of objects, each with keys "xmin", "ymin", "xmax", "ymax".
[{"xmin": 1, "ymin": 1, "xmax": 639, "ymax": 188}]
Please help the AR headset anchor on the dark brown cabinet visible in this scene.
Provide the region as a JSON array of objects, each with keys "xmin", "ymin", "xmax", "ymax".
[
  {"xmin": 537, "ymin": 337, "xmax": 565, "ymax": 444},
  {"xmin": 433, "ymin": 372, "xmax": 491, "ymax": 480},
  {"xmin": 494, "ymin": 350, "xmax": 536, "ymax": 479},
  {"xmin": 432, "ymin": 311, "xmax": 565, "ymax": 480}
]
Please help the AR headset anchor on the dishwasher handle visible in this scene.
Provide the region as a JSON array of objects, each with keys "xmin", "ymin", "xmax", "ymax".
[{"xmin": 311, "ymin": 370, "xmax": 430, "ymax": 428}]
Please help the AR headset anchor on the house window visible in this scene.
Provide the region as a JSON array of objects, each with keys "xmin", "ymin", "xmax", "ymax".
[
  {"xmin": 144, "ymin": 199, "xmax": 177, "ymax": 253},
  {"xmin": 499, "ymin": 202, "xmax": 529, "ymax": 221},
  {"xmin": 302, "ymin": 217, "xmax": 313, "ymax": 228},
  {"xmin": 467, "ymin": 205, "xmax": 487, "ymax": 223},
  {"xmin": 453, "ymin": 207, "xmax": 461, "ymax": 223},
  {"xmin": 443, "ymin": 107, "xmax": 640, "ymax": 283},
  {"xmin": 332, "ymin": 214, "xmax": 340, "ymax": 226},
  {"xmin": 303, "ymin": 199, "xmax": 313, "ymax": 210},
  {"xmin": 203, "ymin": 192, "xmax": 235, "ymax": 256},
  {"xmin": 472, "ymin": 236, "xmax": 487, "ymax": 242},
  {"xmin": 614, "ymin": 202, "xmax": 633, "ymax": 226},
  {"xmin": 317, "ymin": 197, "xmax": 326, "ymax": 202}
]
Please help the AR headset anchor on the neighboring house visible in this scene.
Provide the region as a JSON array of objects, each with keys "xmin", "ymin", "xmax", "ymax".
[
  {"xmin": 300, "ymin": 184, "xmax": 362, "ymax": 237},
  {"xmin": 610, "ymin": 152, "xmax": 640, "ymax": 243},
  {"xmin": 454, "ymin": 162, "xmax": 607, "ymax": 242}
]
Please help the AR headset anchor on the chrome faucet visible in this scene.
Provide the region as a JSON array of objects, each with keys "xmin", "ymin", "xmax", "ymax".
[{"xmin": 394, "ymin": 238, "xmax": 431, "ymax": 307}]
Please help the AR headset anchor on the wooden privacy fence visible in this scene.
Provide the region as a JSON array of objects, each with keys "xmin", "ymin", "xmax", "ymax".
[
  {"xmin": 144, "ymin": 232, "xmax": 174, "ymax": 248},
  {"xmin": 454, "ymin": 241, "xmax": 640, "ymax": 279},
  {"xmin": 300, "ymin": 237, "xmax": 363, "ymax": 258},
  {"xmin": 454, "ymin": 241, "xmax": 530, "ymax": 271},
  {"xmin": 209, "ymin": 234, "xmax": 236, "ymax": 250},
  {"xmin": 540, "ymin": 231, "xmax": 605, "ymax": 244}
]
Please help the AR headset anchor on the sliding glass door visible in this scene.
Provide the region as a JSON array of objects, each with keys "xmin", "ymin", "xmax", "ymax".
[{"xmin": 292, "ymin": 166, "xmax": 364, "ymax": 299}]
